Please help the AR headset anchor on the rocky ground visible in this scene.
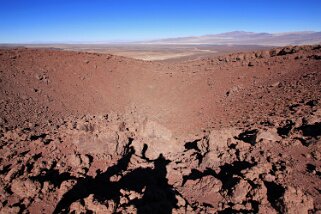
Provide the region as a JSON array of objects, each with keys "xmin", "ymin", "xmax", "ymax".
[{"xmin": 0, "ymin": 45, "xmax": 321, "ymax": 213}]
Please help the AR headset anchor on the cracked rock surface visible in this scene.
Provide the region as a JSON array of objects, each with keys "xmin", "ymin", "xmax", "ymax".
[{"xmin": 0, "ymin": 45, "xmax": 321, "ymax": 213}]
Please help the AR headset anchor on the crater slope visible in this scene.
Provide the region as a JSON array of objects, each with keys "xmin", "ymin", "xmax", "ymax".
[{"xmin": 0, "ymin": 45, "xmax": 321, "ymax": 213}]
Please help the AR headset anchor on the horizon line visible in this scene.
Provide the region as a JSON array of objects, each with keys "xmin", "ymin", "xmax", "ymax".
[{"xmin": 0, "ymin": 30, "xmax": 320, "ymax": 45}]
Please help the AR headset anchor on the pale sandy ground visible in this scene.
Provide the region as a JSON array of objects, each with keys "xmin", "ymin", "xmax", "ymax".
[
  {"xmin": 20, "ymin": 44, "xmax": 269, "ymax": 61},
  {"xmin": 62, "ymin": 48, "xmax": 217, "ymax": 61}
]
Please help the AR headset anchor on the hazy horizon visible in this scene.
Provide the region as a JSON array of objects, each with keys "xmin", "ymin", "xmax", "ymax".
[
  {"xmin": 1, "ymin": 0, "xmax": 321, "ymax": 43},
  {"xmin": 0, "ymin": 30, "xmax": 320, "ymax": 45}
]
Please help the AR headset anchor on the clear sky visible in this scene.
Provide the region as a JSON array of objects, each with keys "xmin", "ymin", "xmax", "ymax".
[{"xmin": 0, "ymin": 0, "xmax": 321, "ymax": 43}]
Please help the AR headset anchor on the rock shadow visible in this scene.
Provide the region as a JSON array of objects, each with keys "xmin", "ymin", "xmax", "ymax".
[{"xmin": 182, "ymin": 161, "xmax": 256, "ymax": 193}]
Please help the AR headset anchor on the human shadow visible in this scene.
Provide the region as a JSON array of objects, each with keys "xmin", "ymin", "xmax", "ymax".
[
  {"xmin": 53, "ymin": 147, "xmax": 135, "ymax": 213},
  {"xmin": 50, "ymin": 148, "xmax": 178, "ymax": 214},
  {"xmin": 119, "ymin": 154, "xmax": 178, "ymax": 214}
]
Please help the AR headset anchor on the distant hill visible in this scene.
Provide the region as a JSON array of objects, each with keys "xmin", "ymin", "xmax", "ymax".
[{"xmin": 146, "ymin": 31, "xmax": 321, "ymax": 46}]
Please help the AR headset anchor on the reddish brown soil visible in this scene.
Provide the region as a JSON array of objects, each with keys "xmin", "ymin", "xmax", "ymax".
[{"xmin": 0, "ymin": 45, "xmax": 321, "ymax": 213}]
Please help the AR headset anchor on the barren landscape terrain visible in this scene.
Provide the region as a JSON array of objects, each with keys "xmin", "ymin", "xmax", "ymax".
[
  {"xmin": 16, "ymin": 44, "xmax": 271, "ymax": 61},
  {"xmin": 0, "ymin": 44, "xmax": 321, "ymax": 213}
]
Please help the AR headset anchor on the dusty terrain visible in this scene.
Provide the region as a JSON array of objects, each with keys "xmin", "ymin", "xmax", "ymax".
[
  {"xmin": 8, "ymin": 44, "xmax": 272, "ymax": 61},
  {"xmin": 150, "ymin": 31, "xmax": 321, "ymax": 46},
  {"xmin": 0, "ymin": 45, "xmax": 321, "ymax": 213}
]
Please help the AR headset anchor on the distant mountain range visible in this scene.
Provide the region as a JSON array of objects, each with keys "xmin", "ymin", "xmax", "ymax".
[{"xmin": 145, "ymin": 31, "xmax": 321, "ymax": 46}]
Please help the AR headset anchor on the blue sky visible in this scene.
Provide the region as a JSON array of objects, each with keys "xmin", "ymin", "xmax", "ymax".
[{"xmin": 0, "ymin": 0, "xmax": 321, "ymax": 43}]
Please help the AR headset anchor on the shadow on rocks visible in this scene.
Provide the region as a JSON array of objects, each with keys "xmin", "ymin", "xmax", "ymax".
[{"xmin": 51, "ymin": 148, "xmax": 178, "ymax": 214}]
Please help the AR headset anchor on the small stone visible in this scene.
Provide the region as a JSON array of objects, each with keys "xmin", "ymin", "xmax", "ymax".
[
  {"xmin": 257, "ymin": 128, "xmax": 281, "ymax": 142},
  {"xmin": 263, "ymin": 173, "xmax": 276, "ymax": 182},
  {"xmin": 176, "ymin": 195, "xmax": 186, "ymax": 207},
  {"xmin": 68, "ymin": 154, "xmax": 82, "ymax": 167},
  {"xmin": 0, "ymin": 206, "xmax": 21, "ymax": 214},
  {"xmin": 69, "ymin": 201, "xmax": 86, "ymax": 213},
  {"xmin": 84, "ymin": 194, "xmax": 111, "ymax": 212},
  {"xmin": 231, "ymin": 179, "xmax": 251, "ymax": 203},
  {"xmin": 270, "ymin": 81, "xmax": 280, "ymax": 87},
  {"xmin": 11, "ymin": 179, "xmax": 40, "ymax": 198},
  {"xmin": 283, "ymin": 186, "xmax": 314, "ymax": 213},
  {"xmin": 28, "ymin": 122, "xmax": 35, "ymax": 129},
  {"xmin": 311, "ymin": 151, "xmax": 320, "ymax": 160},
  {"xmin": 248, "ymin": 61, "xmax": 254, "ymax": 66},
  {"xmin": 305, "ymin": 154, "xmax": 311, "ymax": 159},
  {"xmin": 119, "ymin": 196, "xmax": 128, "ymax": 205},
  {"xmin": 35, "ymin": 74, "xmax": 43, "ymax": 80},
  {"xmin": 128, "ymin": 190, "xmax": 142, "ymax": 200},
  {"xmin": 226, "ymin": 86, "xmax": 241, "ymax": 97},
  {"xmin": 81, "ymin": 155, "xmax": 91, "ymax": 168}
]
